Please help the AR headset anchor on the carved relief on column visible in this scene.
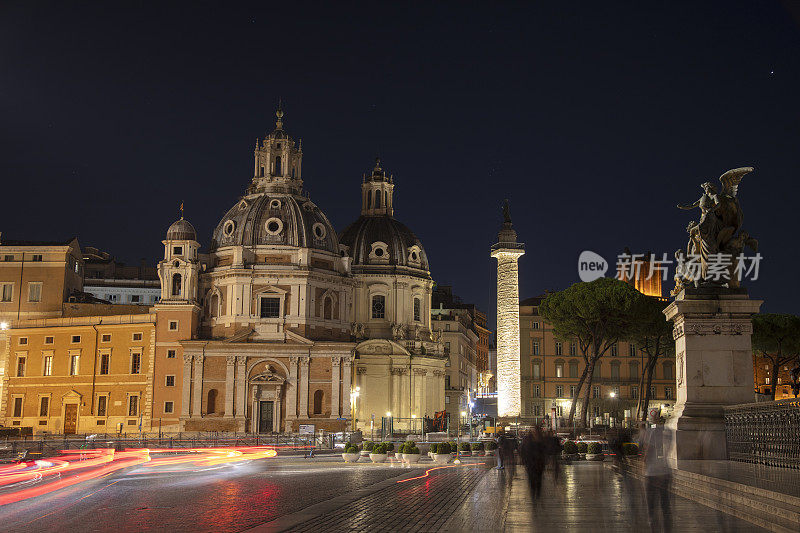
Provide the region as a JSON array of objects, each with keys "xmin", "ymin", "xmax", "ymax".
[
  {"xmin": 224, "ymin": 355, "xmax": 236, "ymax": 418},
  {"xmin": 235, "ymin": 357, "xmax": 246, "ymax": 419},
  {"xmin": 286, "ymin": 356, "xmax": 298, "ymax": 420},
  {"xmin": 192, "ymin": 355, "xmax": 204, "ymax": 418},
  {"xmin": 181, "ymin": 354, "xmax": 193, "ymax": 417},
  {"xmin": 341, "ymin": 356, "xmax": 353, "ymax": 417},
  {"xmin": 330, "ymin": 356, "xmax": 341, "ymax": 418},
  {"xmin": 298, "ymin": 356, "xmax": 310, "ymax": 418}
]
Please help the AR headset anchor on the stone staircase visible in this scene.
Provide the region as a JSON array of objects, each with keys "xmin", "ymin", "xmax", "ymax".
[{"xmin": 615, "ymin": 460, "xmax": 800, "ymax": 533}]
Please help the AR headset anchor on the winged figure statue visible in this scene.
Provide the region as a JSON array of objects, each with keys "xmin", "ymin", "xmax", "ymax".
[{"xmin": 673, "ymin": 167, "xmax": 758, "ymax": 294}]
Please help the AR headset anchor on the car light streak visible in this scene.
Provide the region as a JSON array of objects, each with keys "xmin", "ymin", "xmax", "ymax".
[
  {"xmin": 0, "ymin": 446, "xmax": 278, "ymax": 505},
  {"xmin": 396, "ymin": 462, "xmax": 486, "ymax": 483}
]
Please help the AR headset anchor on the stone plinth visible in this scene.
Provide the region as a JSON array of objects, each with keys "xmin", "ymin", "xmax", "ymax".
[{"xmin": 663, "ymin": 288, "xmax": 762, "ymax": 462}]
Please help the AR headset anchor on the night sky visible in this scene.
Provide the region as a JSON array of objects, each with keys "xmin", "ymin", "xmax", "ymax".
[{"xmin": 2, "ymin": 1, "xmax": 799, "ymax": 323}]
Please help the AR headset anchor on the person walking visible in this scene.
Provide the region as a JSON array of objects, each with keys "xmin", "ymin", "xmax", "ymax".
[{"xmin": 639, "ymin": 420, "xmax": 673, "ymax": 532}]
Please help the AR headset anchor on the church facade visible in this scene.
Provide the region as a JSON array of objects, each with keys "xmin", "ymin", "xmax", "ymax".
[{"xmin": 154, "ymin": 109, "xmax": 446, "ymax": 433}]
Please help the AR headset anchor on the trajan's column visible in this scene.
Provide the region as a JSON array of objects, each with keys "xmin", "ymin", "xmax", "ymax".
[{"xmin": 491, "ymin": 200, "xmax": 525, "ymax": 418}]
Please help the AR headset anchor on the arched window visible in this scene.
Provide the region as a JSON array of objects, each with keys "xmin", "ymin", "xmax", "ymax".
[
  {"xmin": 171, "ymin": 273, "xmax": 182, "ymax": 297},
  {"xmin": 260, "ymin": 166, "xmax": 265, "ymax": 177},
  {"xmin": 413, "ymin": 297, "xmax": 421, "ymax": 322},
  {"xmin": 207, "ymin": 389, "xmax": 217, "ymax": 414},
  {"xmin": 554, "ymin": 359, "xmax": 564, "ymax": 378},
  {"xmin": 568, "ymin": 360, "xmax": 579, "ymax": 378},
  {"xmin": 323, "ymin": 296, "xmax": 333, "ymax": 320},
  {"xmin": 384, "ymin": 190, "xmax": 388, "ymax": 207},
  {"xmin": 275, "ymin": 156, "xmax": 282, "ymax": 175},
  {"xmin": 291, "ymin": 166, "xmax": 295, "ymax": 178},
  {"xmin": 313, "ymin": 389, "xmax": 323, "ymax": 414},
  {"xmin": 367, "ymin": 190, "xmax": 372, "ymax": 209},
  {"xmin": 209, "ymin": 294, "xmax": 220, "ymax": 317},
  {"xmin": 375, "ymin": 190, "xmax": 381, "ymax": 208}
]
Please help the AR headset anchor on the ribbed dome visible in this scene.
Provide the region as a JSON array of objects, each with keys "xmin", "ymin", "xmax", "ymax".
[
  {"xmin": 339, "ymin": 215, "xmax": 430, "ymax": 274},
  {"xmin": 166, "ymin": 218, "xmax": 197, "ymax": 241},
  {"xmin": 210, "ymin": 193, "xmax": 339, "ymax": 254}
]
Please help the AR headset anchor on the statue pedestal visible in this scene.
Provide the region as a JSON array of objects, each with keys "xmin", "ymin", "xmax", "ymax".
[{"xmin": 663, "ymin": 288, "xmax": 761, "ymax": 463}]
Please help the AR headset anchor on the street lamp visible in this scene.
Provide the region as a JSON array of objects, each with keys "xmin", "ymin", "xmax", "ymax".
[
  {"xmin": 455, "ymin": 410, "xmax": 467, "ymax": 464},
  {"xmin": 0, "ymin": 322, "xmax": 8, "ymax": 330}
]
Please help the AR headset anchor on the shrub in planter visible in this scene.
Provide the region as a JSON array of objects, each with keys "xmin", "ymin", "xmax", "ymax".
[
  {"xmin": 586, "ymin": 442, "xmax": 604, "ymax": 460},
  {"xmin": 370, "ymin": 443, "xmax": 389, "ymax": 463},
  {"xmin": 404, "ymin": 444, "xmax": 421, "ymax": 463},
  {"xmin": 459, "ymin": 442, "xmax": 472, "ymax": 456},
  {"xmin": 436, "ymin": 442, "xmax": 450, "ymax": 455},
  {"xmin": 361, "ymin": 441, "xmax": 374, "ymax": 455},
  {"xmin": 576, "ymin": 442, "xmax": 588, "ymax": 454},
  {"xmin": 622, "ymin": 443, "xmax": 639, "ymax": 456},
  {"xmin": 486, "ymin": 441, "xmax": 498, "ymax": 451},
  {"xmin": 433, "ymin": 442, "xmax": 452, "ymax": 464},
  {"xmin": 562, "ymin": 440, "xmax": 578, "ymax": 455},
  {"xmin": 382, "ymin": 442, "xmax": 395, "ymax": 454},
  {"xmin": 342, "ymin": 443, "xmax": 360, "ymax": 463},
  {"xmin": 472, "ymin": 442, "xmax": 484, "ymax": 452}
]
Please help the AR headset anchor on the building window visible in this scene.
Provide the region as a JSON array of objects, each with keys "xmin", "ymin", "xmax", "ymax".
[
  {"xmin": 39, "ymin": 397, "xmax": 49, "ymax": 417},
  {"xmin": 313, "ymin": 389, "xmax": 324, "ymax": 414},
  {"xmin": 569, "ymin": 361, "xmax": 578, "ymax": 378},
  {"xmin": 629, "ymin": 361, "xmax": 639, "ymax": 379},
  {"xmin": 445, "ymin": 375, "xmax": 451, "ymax": 389},
  {"xmin": 13, "ymin": 397, "xmax": 23, "ymax": 417},
  {"xmin": 444, "ymin": 341, "xmax": 451, "ymax": 354},
  {"xmin": 131, "ymin": 353, "xmax": 141, "ymax": 374},
  {"xmin": 44, "ymin": 336, "xmax": 54, "ymax": 344},
  {"xmin": 19, "ymin": 337, "xmax": 28, "ymax": 345},
  {"xmin": 613, "ymin": 385, "xmax": 620, "ymax": 396},
  {"xmin": 413, "ymin": 298, "xmax": 421, "ymax": 322},
  {"xmin": 128, "ymin": 396, "xmax": 138, "ymax": 417},
  {"xmin": 650, "ymin": 385, "xmax": 657, "ymax": 398},
  {"xmin": 164, "ymin": 401, "xmax": 174, "ymax": 414},
  {"xmin": 629, "ymin": 344, "xmax": 637, "ymax": 357},
  {"xmin": 631, "ymin": 386, "xmax": 639, "ymax": 399},
  {"xmin": 533, "ymin": 384, "xmax": 540, "ymax": 397},
  {"xmin": 28, "ymin": 282, "xmax": 42, "ymax": 302},
  {"xmin": 665, "ymin": 387, "xmax": 673, "ymax": 400},
  {"xmin": 663, "ymin": 361, "xmax": 674, "ymax": 380},
  {"xmin": 102, "ymin": 334, "xmax": 111, "ymax": 342},
  {"xmin": 171, "ymin": 273, "xmax": 182, "ymax": 297},
  {"xmin": 133, "ymin": 332, "xmax": 143, "ymax": 341},
  {"xmin": 555, "ymin": 342, "xmax": 562, "ymax": 356},
  {"xmin": 570, "ymin": 385, "xmax": 577, "ymax": 398},
  {"xmin": 555, "ymin": 362, "xmax": 564, "ymax": 378},
  {"xmin": 532, "ymin": 361, "xmax": 541, "ymax": 380},
  {"xmin": 173, "ymin": 246, "xmax": 183, "ymax": 256},
  {"xmin": 593, "ymin": 386, "xmax": 600, "ymax": 399},
  {"xmin": 593, "ymin": 406, "xmax": 600, "ymax": 417},
  {"xmin": 532, "ymin": 341, "xmax": 539, "ymax": 355},
  {"xmin": 70, "ymin": 355, "xmax": 79, "ymax": 376},
  {"xmin": 43, "ymin": 355, "xmax": 53, "ymax": 376},
  {"xmin": 534, "ymin": 404, "xmax": 542, "ymax": 416},
  {"xmin": 569, "ymin": 342, "xmax": 577, "ymax": 356},
  {"xmin": 165, "ymin": 375, "xmax": 175, "ymax": 387},
  {"xmin": 31, "ymin": 254, "xmax": 43, "ymax": 262},
  {"xmin": 169, "ymin": 320, "xmax": 178, "ymax": 330},
  {"xmin": 257, "ymin": 296, "xmax": 280, "ymax": 318},
  {"xmin": 322, "ymin": 296, "xmax": 333, "ymax": 320},
  {"xmin": 3, "ymin": 254, "xmax": 14, "ymax": 261},
  {"xmin": 130, "ymin": 295, "xmax": 140, "ymax": 303},
  {"xmin": 610, "ymin": 344, "xmax": 618, "ymax": 356},
  {"xmin": 167, "ymin": 349, "xmax": 176, "ymax": 359},
  {"xmin": 1, "ymin": 283, "xmax": 12, "ymax": 302},
  {"xmin": 207, "ymin": 389, "xmax": 217, "ymax": 414},
  {"xmin": 556, "ymin": 385, "xmax": 563, "ymax": 398},
  {"xmin": 611, "ymin": 362, "xmax": 620, "ymax": 380},
  {"xmin": 16, "ymin": 357, "xmax": 26, "ymax": 377},
  {"xmin": 97, "ymin": 396, "xmax": 107, "ymax": 417},
  {"xmin": 531, "ymin": 322, "xmax": 539, "ymax": 329},
  {"xmin": 100, "ymin": 354, "xmax": 110, "ymax": 375},
  {"xmin": 371, "ymin": 295, "xmax": 385, "ymax": 319},
  {"xmin": 71, "ymin": 335, "xmax": 81, "ymax": 343}
]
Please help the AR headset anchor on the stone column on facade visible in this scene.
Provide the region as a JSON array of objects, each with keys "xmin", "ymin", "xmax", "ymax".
[
  {"xmin": 298, "ymin": 356, "xmax": 310, "ymax": 419},
  {"xmin": 181, "ymin": 354, "xmax": 193, "ymax": 418},
  {"xmin": 235, "ymin": 357, "xmax": 246, "ymax": 419},
  {"xmin": 286, "ymin": 356, "xmax": 298, "ymax": 420},
  {"xmin": 391, "ymin": 368, "xmax": 402, "ymax": 418},
  {"xmin": 224, "ymin": 355, "xmax": 236, "ymax": 418},
  {"xmin": 399, "ymin": 367, "xmax": 410, "ymax": 419},
  {"xmin": 434, "ymin": 370, "xmax": 447, "ymax": 412},
  {"xmin": 341, "ymin": 356, "xmax": 352, "ymax": 418},
  {"xmin": 191, "ymin": 355, "xmax": 204, "ymax": 418},
  {"xmin": 330, "ymin": 356, "xmax": 341, "ymax": 418},
  {"xmin": 413, "ymin": 368, "xmax": 427, "ymax": 417},
  {"xmin": 663, "ymin": 289, "xmax": 762, "ymax": 462}
]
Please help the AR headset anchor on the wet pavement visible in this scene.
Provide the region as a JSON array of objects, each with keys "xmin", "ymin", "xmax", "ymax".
[{"xmin": 0, "ymin": 455, "xmax": 768, "ymax": 532}]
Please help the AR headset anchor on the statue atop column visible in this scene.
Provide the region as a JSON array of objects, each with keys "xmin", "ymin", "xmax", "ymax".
[{"xmin": 672, "ymin": 167, "xmax": 758, "ymax": 295}]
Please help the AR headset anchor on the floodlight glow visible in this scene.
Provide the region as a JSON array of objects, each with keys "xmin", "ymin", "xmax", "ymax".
[{"xmin": 0, "ymin": 322, "xmax": 8, "ymax": 330}]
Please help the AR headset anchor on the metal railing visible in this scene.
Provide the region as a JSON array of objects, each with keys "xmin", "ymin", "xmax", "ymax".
[{"xmin": 724, "ymin": 398, "xmax": 800, "ymax": 469}]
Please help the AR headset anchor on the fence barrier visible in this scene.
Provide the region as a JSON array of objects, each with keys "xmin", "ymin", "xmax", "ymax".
[{"xmin": 724, "ymin": 398, "xmax": 800, "ymax": 469}]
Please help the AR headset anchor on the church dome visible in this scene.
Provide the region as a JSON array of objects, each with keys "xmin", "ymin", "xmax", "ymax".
[
  {"xmin": 166, "ymin": 218, "xmax": 197, "ymax": 241},
  {"xmin": 339, "ymin": 215, "xmax": 430, "ymax": 275},
  {"xmin": 210, "ymin": 193, "xmax": 340, "ymax": 254}
]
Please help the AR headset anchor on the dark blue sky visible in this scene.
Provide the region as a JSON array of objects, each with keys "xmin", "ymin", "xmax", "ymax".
[{"xmin": 2, "ymin": 1, "xmax": 799, "ymax": 322}]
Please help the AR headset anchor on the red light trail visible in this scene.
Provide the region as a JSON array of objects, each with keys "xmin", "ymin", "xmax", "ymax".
[{"xmin": 396, "ymin": 462, "xmax": 486, "ymax": 483}]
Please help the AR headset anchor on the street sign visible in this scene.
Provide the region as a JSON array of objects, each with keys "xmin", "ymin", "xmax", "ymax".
[{"xmin": 298, "ymin": 424, "xmax": 315, "ymax": 435}]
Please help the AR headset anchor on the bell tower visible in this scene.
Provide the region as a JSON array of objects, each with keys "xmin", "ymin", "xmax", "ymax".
[
  {"xmin": 250, "ymin": 105, "xmax": 303, "ymax": 194},
  {"xmin": 158, "ymin": 213, "xmax": 201, "ymax": 304},
  {"xmin": 361, "ymin": 158, "xmax": 394, "ymax": 216}
]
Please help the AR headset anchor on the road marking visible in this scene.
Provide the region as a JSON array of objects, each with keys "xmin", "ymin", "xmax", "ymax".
[{"xmin": 23, "ymin": 475, "xmax": 120, "ymax": 525}]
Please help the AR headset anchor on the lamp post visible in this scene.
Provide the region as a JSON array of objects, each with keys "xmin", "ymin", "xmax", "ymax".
[
  {"xmin": 385, "ymin": 411, "xmax": 392, "ymax": 440},
  {"xmin": 454, "ymin": 410, "xmax": 466, "ymax": 465},
  {"xmin": 350, "ymin": 387, "xmax": 360, "ymax": 432}
]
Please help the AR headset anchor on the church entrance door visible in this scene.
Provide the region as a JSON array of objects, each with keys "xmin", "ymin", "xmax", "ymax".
[{"xmin": 258, "ymin": 401, "xmax": 274, "ymax": 433}]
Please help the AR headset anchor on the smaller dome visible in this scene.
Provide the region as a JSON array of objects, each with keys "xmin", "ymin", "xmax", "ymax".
[{"xmin": 167, "ymin": 218, "xmax": 197, "ymax": 241}]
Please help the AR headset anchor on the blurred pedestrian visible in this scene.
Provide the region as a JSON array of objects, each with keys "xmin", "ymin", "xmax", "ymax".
[
  {"xmin": 639, "ymin": 420, "xmax": 672, "ymax": 532},
  {"xmin": 520, "ymin": 428, "xmax": 546, "ymax": 499},
  {"xmin": 496, "ymin": 432, "xmax": 506, "ymax": 470},
  {"xmin": 544, "ymin": 429, "xmax": 561, "ymax": 484}
]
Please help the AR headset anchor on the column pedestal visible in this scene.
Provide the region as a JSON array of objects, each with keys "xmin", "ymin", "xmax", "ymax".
[{"xmin": 663, "ymin": 288, "xmax": 762, "ymax": 463}]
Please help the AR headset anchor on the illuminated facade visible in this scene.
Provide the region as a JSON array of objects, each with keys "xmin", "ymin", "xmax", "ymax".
[{"xmin": 491, "ymin": 204, "xmax": 524, "ymax": 418}]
